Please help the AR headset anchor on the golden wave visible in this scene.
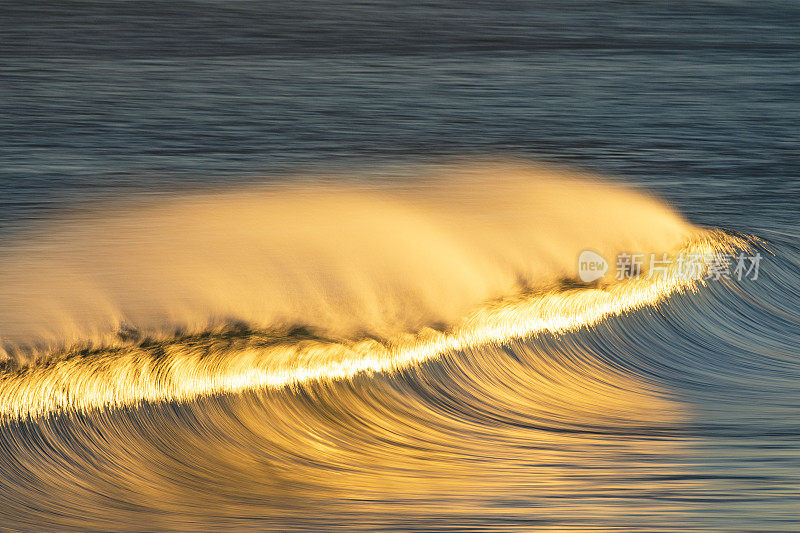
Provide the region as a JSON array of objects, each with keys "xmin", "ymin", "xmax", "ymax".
[{"xmin": 0, "ymin": 230, "xmax": 743, "ymax": 419}]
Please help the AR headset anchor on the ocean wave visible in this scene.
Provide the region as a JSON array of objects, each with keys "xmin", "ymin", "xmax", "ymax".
[
  {"xmin": 1, "ymin": 164, "xmax": 793, "ymax": 532},
  {"xmin": 0, "ymin": 163, "xmax": 748, "ymax": 418}
]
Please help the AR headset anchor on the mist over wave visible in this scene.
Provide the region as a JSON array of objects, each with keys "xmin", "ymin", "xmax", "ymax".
[{"xmin": 0, "ymin": 162, "xmax": 690, "ymax": 357}]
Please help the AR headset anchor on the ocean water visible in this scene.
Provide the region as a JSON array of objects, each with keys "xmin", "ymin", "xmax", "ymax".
[{"xmin": 1, "ymin": 1, "xmax": 800, "ymax": 531}]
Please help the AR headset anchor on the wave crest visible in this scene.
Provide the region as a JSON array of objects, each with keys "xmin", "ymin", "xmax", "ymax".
[{"xmin": 0, "ymin": 162, "xmax": 745, "ymax": 417}]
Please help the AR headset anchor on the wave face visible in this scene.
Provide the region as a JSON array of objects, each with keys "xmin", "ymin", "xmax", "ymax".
[{"xmin": 1, "ymin": 163, "xmax": 796, "ymax": 531}]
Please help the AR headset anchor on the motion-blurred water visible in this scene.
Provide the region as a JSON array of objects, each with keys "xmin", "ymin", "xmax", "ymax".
[{"xmin": 1, "ymin": 1, "xmax": 799, "ymax": 531}]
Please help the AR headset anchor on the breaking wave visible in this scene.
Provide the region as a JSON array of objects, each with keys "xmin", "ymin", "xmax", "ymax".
[
  {"xmin": 2, "ymin": 162, "xmax": 791, "ymax": 533},
  {"xmin": 0, "ymin": 162, "xmax": 745, "ymax": 418}
]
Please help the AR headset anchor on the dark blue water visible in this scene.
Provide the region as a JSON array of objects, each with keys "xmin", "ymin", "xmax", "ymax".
[
  {"xmin": 3, "ymin": 1, "xmax": 800, "ymax": 233},
  {"xmin": 1, "ymin": 1, "xmax": 800, "ymax": 531}
]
